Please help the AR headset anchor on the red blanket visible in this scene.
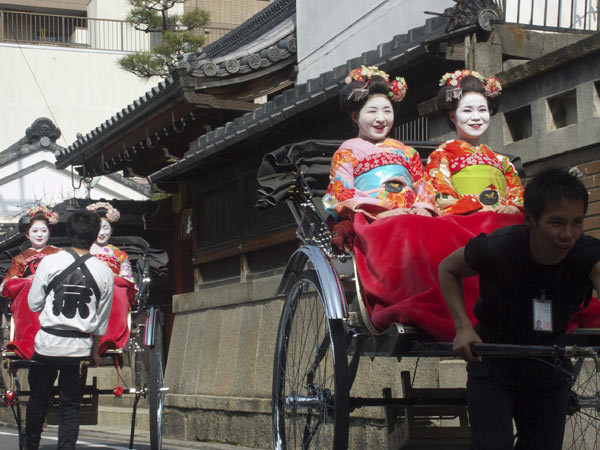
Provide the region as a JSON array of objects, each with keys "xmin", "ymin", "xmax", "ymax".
[
  {"xmin": 2, "ymin": 276, "xmax": 135, "ymax": 359},
  {"xmin": 99, "ymin": 276, "xmax": 136, "ymax": 355},
  {"xmin": 3, "ymin": 278, "xmax": 40, "ymax": 359},
  {"xmin": 353, "ymin": 211, "xmax": 521, "ymax": 340},
  {"xmin": 352, "ymin": 211, "xmax": 600, "ymax": 340}
]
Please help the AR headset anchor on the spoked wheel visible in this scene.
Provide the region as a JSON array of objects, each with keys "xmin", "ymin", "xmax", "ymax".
[
  {"xmin": 146, "ymin": 308, "xmax": 165, "ymax": 450},
  {"xmin": 273, "ymin": 270, "xmax": 350, "ymax": 450},
  {"xmin": 564, "ymin": 356, "xmax": 600, "ymax": 449}
]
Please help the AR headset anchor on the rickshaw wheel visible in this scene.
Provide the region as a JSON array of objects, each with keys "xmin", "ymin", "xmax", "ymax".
[
  {"xmin": 147, "ymin": 311, "xmax": 165, "ymax": 450},
  {"xmin": 272, "ymin": 270, "xmax": 350, "ymax": 450},
  {"xmin": 563, "ymin": 356, "xmax": 600, "ymax": 449}
]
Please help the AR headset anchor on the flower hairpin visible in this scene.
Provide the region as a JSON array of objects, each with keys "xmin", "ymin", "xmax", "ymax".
[
  {"xmin": 86, "ymin": 202, "xmax": 120, "ymax": 223},
  {"xmin": 439, "ymin": 69, "xmax": 502, "ymax": 101},
  {"xmin": 345, "ymin": 65, "xmax": 407, "ymax": 102},
  {"xmin": 27, "ymin": 205, "xmax": 59, "ymax": 225}
]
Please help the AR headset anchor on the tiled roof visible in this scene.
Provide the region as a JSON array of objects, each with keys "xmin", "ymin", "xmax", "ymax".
[
  {"xmin": 55, "ymin": 77, "xmax": 177, "ymax": 167},
  {"xmin": 198, "ymin": 0, "xmax": 295, "ymax": 59},
  {"xmin": 54, "ymin": 0, "xmax": 297, "ymax": 173}
]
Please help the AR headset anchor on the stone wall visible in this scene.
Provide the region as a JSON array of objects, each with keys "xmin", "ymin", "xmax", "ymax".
[{"xmin": 162, "ymin": 274, "xmax": 466, "ymax": 448}]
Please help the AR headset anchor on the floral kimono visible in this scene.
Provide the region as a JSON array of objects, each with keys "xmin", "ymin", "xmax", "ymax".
[
  {"xmin": 4, "ymin": 245, "xmax": 61, "ymax": 280},
  {"xmin": 91, "ymin": 244, "xmax": 135, "ymax": 284},
  {"xmin": 426, "ymin": 139, "xmax": 524, "ymax": 215},
  {"xmin": 91, "ymin": 243, "xmax": 137, "ymax": 354},
  {"xmin": 323, "ymin": 137, "xmax": 437, "ymax": 220}
]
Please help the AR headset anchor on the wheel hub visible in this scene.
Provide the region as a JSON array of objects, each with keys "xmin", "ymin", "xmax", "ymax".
[
  {"xmin": 285, "ymin": 385, "xmax": 335, "ymax": 422},
  {"xmin": 567, "ymin": 390, "xmax": 600, "ymax": 415}
]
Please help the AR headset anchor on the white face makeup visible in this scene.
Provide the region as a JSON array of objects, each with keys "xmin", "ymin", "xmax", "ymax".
[
  {"xmin": 451, "ymin": 92, "xmax": 490, "ymax": 145},
  {"xmin": 27, "ymin": 220, "xmax": 50, "ymax": 250},
  {"xmin": 352, "ymin": 94, "xmax": 394, "ymax": 144},
  {"xmin": 96, "ymin": 218, "xmax": 113, "ymax": 246}
]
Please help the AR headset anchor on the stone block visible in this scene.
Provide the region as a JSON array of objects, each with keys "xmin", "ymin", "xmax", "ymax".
[
  {"xmin": 588, "ymin": 201, "xmax": 600, "ymax": 216},
  {"xmin": 232, "ymin": 304, "xmax": 262, "ymax": 397},
  {"xmin": 588, "ymin": 187, "xmax": 600, "ymax": 203},
  {"xmin": 164, "ymin": 312, "xmax": 191, "ymax": 393},
  {"xmin": 253, "ymin": 299, "xmax": 283, "ymax": 398},
  {"xmin": 180, "ymin": 310, "xmax": 208, "ymax": 395},
  {"xmin": 584, "ymin": 215, "xmax": 600, "ymax": 230},
  {"xmin": 214, "ymin": 308, "xmax": 241, "ymax": 396},
  {"xmin": 195, "ymin": 310, "xmax": 223, "ymax": 395},
  {"xmin": 251, "ymin": 275, "xmax": 281, "ymax": 301},
  {"xmin": 438, "ymin": 360, "xmax": 467, "ymax": 388},
  {"xmin": 582, "ymin": 174, "xmax": 600, "ymax": 189},
  {"xmin": 580, "ymin": 160, "xmax": 600, "ymax": 175}
]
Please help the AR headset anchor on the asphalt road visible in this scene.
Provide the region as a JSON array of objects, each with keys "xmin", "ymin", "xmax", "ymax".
[{"xmin": 0, "ymin": 424, "xmax": 260, "ymax": 449}]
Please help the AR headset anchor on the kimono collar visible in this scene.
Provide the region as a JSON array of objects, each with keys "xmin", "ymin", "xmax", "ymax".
[{"xmin": 440, "ymin": 139, "xmax": 493, "ymax": 155}]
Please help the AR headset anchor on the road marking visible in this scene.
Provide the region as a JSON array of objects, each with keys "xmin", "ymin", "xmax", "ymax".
[{"xmin": 0, "ymin": 430, "xmax": 137, "ymax": 449}]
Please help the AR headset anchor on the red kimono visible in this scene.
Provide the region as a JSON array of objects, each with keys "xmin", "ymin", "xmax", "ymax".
[
  {"xmin": 425, "ymin": 139, "xmax": 524, "ymax": 215},
  {"xmin": 2, "ymin": 246, "xmax": 61, "ymax": 359},
  {"xmin": 91, "ymin": 244, "xmax": 137, "ymax": 355}
]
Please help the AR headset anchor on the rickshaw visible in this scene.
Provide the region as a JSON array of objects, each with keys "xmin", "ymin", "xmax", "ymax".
[
  {"xmin": 0, "ymin": 235, "xmax": 168, "ymax": 450},
  {"xmin": 257, "ymin": 139, "xmax": 600, "ymax": 449}
]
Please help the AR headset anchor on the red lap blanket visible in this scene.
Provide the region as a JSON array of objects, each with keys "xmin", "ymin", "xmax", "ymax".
[
  {"xmin": 352, "ymin": 211, "xmax": 600, "ymax": 340},
  {"xmin": 99, "ymin": 276, "xmax": 136, "ymax": 355},
  {"xmin": 2, "ymin": 276, "xmax": 135, "ymax": 359},
  {"xmin": 353, "ymin": 211, "xmax": 521, "ymax": 341}
]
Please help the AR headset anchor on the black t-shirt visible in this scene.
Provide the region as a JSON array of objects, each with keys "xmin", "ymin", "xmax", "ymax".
[
  {"xmin": 465, "ymin": 225, "xmax": 600, "ymax": 346},
  {"xmin": 465, "ymin": 225, "xmax": 600, "ymax": 388}
]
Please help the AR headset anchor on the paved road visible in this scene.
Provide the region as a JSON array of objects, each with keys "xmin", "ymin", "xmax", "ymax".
[{"xmin": 0, "ymin": 424, "xmax": 259, "ymax": 449}]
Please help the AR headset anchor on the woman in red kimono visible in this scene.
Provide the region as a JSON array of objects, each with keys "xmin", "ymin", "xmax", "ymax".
[
  {"xmin": 86, "ymin": 202, "xmax": 137, "ymax": 354},
  {"xmin": 425, "ymin": 70, "xmax": 524, "ymax": 215},
  {"xmin": 1, "ymin": 206, "xmax": 61, "ymax": 359},
  {"xmin": 324, "ymin": 68, "xmax": 523, "ymax": 340},
  {"xmin": 323, "ymin": 65, "xmax": 437, "ymax": 221}
]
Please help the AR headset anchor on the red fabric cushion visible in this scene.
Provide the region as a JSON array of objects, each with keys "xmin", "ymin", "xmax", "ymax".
[{"xmin": 352, "ymin": 211, "xmax": 523, "ymax": 341}]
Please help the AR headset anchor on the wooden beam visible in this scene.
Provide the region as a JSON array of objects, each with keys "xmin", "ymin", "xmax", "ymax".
[{"xmin": 193, "ymin": 227, "xmax": 297, "ymax": 264}]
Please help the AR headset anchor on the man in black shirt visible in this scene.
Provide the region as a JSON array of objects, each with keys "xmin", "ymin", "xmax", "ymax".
[{"xmin": 439, "ymin": 167, "xmax": 600, "ymax": 450}]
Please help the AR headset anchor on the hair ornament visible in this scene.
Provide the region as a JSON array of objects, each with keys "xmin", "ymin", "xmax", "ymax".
[
  {"xmin": 345, "ymin": 65, "xmax": 407, "ymax": 102},
  {"xmin": 439, "ymin": 69, "xmax": 502, "ymax": 101},
  {"xmin": 86, "ymin": 201, "xmax": 120, "ymax": 223},
  {"xmin": 27, "ymin": 205, "xmax": 59, "ymax": 225}
]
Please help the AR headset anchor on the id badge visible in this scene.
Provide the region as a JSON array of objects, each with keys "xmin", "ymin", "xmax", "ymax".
[{"xmin": 532, "ymin": 296, "xmax": 553, "ymax": 332}]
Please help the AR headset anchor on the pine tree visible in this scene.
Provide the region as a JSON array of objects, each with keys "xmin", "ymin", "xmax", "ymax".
[{"xmin": 118, "ymin": 0, "xmax": 209, "ymax": 79}]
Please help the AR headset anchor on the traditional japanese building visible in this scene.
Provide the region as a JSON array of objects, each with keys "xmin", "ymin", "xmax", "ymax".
[{"xmin": 50, "ymin": 0, "xmax": 600, "ymax": 447}]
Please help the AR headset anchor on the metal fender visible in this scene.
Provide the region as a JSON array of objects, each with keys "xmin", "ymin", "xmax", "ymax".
[
  {"xmin": 143, "ymin": 305, "xmax": 160, "ymax": 347},
  {"xmin": 277, "ymin": 245, "xmax": 348, "ymax": 320}
]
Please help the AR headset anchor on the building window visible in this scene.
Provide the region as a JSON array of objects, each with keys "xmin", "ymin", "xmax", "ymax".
[
  {"xmin": 504, "ymin": 105, "xmax": 532, "ymax": 143},
  {"xmin": 547, "ymin": 89, "xmax": 577, "ymax": 130}
]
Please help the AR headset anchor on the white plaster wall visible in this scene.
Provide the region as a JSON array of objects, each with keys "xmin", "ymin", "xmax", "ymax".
[
  {"xmin": 0, "ymin": 149, "xmax": 148, "ymax": 219},
  {"xmin": 87, "ymin": 0, "xmax": 131, "ymax": 20},
  {"xmin": 296, "ymin": 0, "xmax": 454, "ymax": 84},
  {"xmin": 0, "ymin": 43, "xmax": 159, "ymax": 150}
]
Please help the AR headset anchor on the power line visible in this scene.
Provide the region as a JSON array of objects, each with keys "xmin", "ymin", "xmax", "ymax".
[{"xmin": 11, "ymin": 32, "xmax": 69, "ymax": 147}]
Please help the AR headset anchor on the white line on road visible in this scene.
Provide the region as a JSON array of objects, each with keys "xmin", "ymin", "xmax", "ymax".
[{"xmin": 0, "ymin": 430, "xmax": 137, "ymax": 449}]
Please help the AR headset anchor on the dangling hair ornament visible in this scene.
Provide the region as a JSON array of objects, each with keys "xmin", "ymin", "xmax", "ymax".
[
  {"xmin": 27, "ymin": 205, "xmax": 59, "ymax": 225},
  {"xmin": 345, "ymin": 65, "xmax": 407, "ymax": 102},
  {"xmin": 439, "ymin": 69, "xmax": 502, "ymax": 101},
  {"xmin": 86, "ymin": 201, "xmax": 120, "ymax": 223}
]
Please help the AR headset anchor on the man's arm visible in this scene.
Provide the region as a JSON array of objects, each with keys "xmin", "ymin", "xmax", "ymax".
[
  {"xmin": 438, "ymin": 247, "xmax": 482, "ymax": 362},
  {"xmin": 91, "ymin": 335, "xmax": 102, "ymax": 367}
]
